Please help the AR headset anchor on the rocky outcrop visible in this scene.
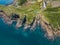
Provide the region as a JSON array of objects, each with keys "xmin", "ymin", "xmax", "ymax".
[
  {"xmin": 0, "ymin": 11, "xmax": 13, "ymax": 25},
  {"xmin": 0, "ymin": 10, "xmax": 41, "ymax": 30},
  {"xmin": 15, "ymin": 19, "xmax": 22, "ymax": 28},
  {"xmin": 24, "ymin": 16, "xmax": 41, "ymax": 30},
  {"xmin": 0, "ymin": 10, "xmax": 55, "ymax": 40},
  {"xmin": 0, "ymin": 10, "xmax": 56, "ymax": 40},
  {"xmin": 22, "ymin": 15, "xmax": 26, "ymax": 25},
  {"xmin": 15, "ymin": 15, "xmax": 26, "ymax": 28},
  {"xmin": 39, "ymin": 14, "xmax": 55, "ymax": 40}
]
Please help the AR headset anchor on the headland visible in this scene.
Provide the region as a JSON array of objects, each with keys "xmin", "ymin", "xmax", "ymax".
[{"xmin": 0, "ymin": 0, "xmax": 60, "ymax": 40}]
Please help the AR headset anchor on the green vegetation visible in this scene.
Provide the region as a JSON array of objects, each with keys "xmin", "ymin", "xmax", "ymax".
[
  {"xmin": 0, "ymin": 2, "xmax": 40, "ymax": 24},
  {"xmin": 1, "ymin": 0, "xmax": 60, "ymax": 30},
  {"xmin": 42, "ymin": 7, "xmax": 60, "ymax": 29},
  {"xmin": 18, "ymin": 0, "xmax": 27, "ymax": 5}
]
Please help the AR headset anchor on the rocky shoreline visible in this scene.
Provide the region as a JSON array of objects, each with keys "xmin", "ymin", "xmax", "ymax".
[
  {"xmin": 0, "ymin": 1, "xmax": 60, "ymax": 40},
  {"xmin": 39, "ymin": 12, "xmax": 60, "ymax": 40},
  {"xmin": 1, "ymin": 9, "xmax": 60, "ymax": 40},
  {"xmin": 39, "ymin": 13, "xmax": 54, "ymax": 40},
  {"xmin": 0, "ymin": 10, "xmax": 60, "ymax": 40},
  {"xmin": 0, "ymin": 10, "xmax": 40, "ymax": 30}
]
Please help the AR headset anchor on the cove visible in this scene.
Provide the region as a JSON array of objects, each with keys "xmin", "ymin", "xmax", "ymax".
[{"xmin": 0, "ymin": 0, "xmax": 14, "ymax": 5}]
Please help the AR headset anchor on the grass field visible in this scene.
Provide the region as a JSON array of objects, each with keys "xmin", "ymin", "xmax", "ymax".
[{"xmin": 42, "ymin": 7, "xmax": 60, "ymax": 29}]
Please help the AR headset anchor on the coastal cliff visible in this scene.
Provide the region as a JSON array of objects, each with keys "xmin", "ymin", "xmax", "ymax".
[
  {"xmin": 0, "ymin": 9, "xmax": 56, "ymax": 40},
  {"xmin": 0, "ymin": 10, "xmax": 40, "ymax": 30},
  {"xmin": 0, "ymin": 0, "xmax": 60, "ymax": 40},
  {"xmin": 40, "ymin": 7, "xmax": 60, "ymax": 40}
]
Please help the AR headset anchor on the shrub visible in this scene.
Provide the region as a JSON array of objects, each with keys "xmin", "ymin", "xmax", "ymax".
[{"xmin": 18, "ymin": 0, "xmax": 27, "ymax": 5}]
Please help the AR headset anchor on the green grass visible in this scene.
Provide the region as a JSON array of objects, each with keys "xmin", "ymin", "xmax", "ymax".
[
  {"xmin": 0, "ymin": 2, "xmax": 40, "ymax": 24},
  {"xmin": 43, "ymin": 7, "xmax": 60, "ymax": 29}
]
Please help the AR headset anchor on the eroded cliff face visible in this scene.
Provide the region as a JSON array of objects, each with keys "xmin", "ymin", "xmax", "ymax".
[
  {"xmin": 0, "ymin": 11, "xmax": 13, "ymax": 25},
  {"xmin": 39, "ymin": 14, "xmax": 55, "ymax": 40},
  {"xmin": 0, "ymin": 10, "xmax": 60, "ymax": 41},
  {"xmin": 0, "ymin": 11, "xmax": 40, "ymax": 30},
  {"xmin": 0, "ymin": 0, "xmax": 60, "ymax": 41},
  {"xmin": 40, "ymin": 11, "xmax": 60, "ymax": 40}
]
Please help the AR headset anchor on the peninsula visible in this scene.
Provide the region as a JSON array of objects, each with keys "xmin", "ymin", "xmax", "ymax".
[{"xmin": 0, "ymin": 0, "xmax": 60, "ymax": 40}]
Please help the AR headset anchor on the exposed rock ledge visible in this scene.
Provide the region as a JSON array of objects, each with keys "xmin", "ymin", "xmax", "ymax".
[
  {"xmin": 0, "ymin": 10, "xmax": 60, "ymax": 40},
  {"xmin": 39, "ymin": 13, "xmax": 60, "ymax": 40},
  {"xmin": 0, "ymin": 10, "xmax": 40, "ymax": 31},
  {"xmin": 0, "ymin": 11, "xmax": 13, "ymax": 25}
]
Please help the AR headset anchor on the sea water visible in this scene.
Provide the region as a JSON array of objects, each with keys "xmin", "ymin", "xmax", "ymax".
[
  {"xmin": 0, "ymin": 0, "xmax": 60, "ymax": 45},
  {"xmin": 0, "ymin": 0, "xmax": 14, "ymax": 5},
  {"xmin": 0, "ymin": 18, "xmax": 49, "ymax": 45},
  {"xmin": 0, "ymin": 16, "xmax": 60, "ymax": 45}
]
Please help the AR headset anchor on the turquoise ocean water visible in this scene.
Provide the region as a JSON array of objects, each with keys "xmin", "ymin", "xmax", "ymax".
[
  {"xmin": 0, "ymin": 0, "xmax": 14, "ymax": 5},
  {"xmin": 0, "ymin": 0, "xmax": 60, "ymax": 45}
]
